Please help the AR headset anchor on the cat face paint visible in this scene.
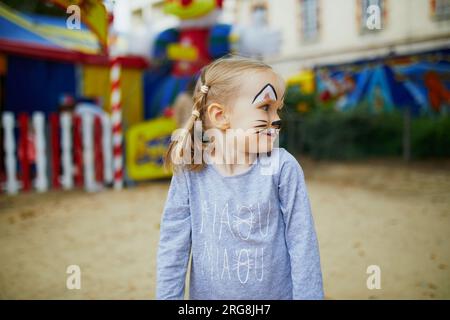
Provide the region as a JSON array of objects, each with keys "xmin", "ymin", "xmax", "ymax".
[
  {"xmin": 252, "ymin": 83, "xmax": 282, "ymax": 133},
  {"xmin": 225, "ymin": 70, "xmax": 285, "ymax": 156},
  {"xmin": 252, "ymin": 83, "xmax": 278, "ymax": 105}
]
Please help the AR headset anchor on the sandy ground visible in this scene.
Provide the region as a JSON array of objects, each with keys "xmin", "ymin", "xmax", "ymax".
[{"xmin": 0, "ymin": 157, "xmax": 449, "ymax": 300}]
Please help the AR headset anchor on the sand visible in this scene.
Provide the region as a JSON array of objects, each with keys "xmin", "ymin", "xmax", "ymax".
[{"xmin": 0, "ymin": 158, "xmax": 449, "ymax": 299}]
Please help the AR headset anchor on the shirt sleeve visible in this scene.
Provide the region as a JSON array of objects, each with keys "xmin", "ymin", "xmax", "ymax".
[
  {"xmin": 278, "ymin": 153, "xmax": 324, "ymax": 300},
  {"xmin": 156, "ymin": 170, "xmax": 192, "ymax": 300}
]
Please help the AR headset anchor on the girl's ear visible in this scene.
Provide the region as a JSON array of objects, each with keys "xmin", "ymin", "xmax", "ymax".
[{"xmin": 207, "ymin": 103, "xmax": 230, "ymax": 130}]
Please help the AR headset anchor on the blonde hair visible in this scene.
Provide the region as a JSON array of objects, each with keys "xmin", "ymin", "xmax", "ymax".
[{"xmin": 164, "ymin": 54, "xmax": 273, "ymax": 173}]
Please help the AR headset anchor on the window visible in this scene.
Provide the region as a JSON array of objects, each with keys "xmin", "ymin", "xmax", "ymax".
[
  {"xmin": 430, "ymin": 0, "xmax": 450, "ymax": 21},
  {"xmin": 300, "ymin": 0, "xmax": 319, "ymax": 42},
  {"xmin": 358, "ymin": 0, "xmax": 386, "ymax": 33}
]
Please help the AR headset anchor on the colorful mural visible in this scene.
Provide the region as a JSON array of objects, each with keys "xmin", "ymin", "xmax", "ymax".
[{"xmin": 314, "ymin": 50, "xmax": 450, "ymax": 116}]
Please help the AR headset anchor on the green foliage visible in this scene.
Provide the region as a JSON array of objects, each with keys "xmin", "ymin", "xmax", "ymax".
[
  {"xmin": 411, "ymin": 116, "xmax": 450, "ymax": 158},
  {"xmin": 279, "ymin": 108, "xmax": 450, "ymax": 160}
]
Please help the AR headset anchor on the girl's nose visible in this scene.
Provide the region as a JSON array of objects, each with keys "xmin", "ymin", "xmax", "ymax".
[{"xmin": 271, "ymin": 119, "xmax": 282, "ymax": 129}]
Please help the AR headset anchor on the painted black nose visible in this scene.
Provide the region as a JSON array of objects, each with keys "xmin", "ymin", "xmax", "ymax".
[{"xmin": 271, "ymin": 120, "xmax": 282, "ymax": 129}]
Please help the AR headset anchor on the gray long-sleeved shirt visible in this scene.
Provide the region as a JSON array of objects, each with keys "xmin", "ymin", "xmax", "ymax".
[{"xmin": 156, "ymin": 147, "xmax": 324, "ymax": 300}]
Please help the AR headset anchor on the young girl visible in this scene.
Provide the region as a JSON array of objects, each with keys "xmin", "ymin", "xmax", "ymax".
[{"xmin": 156, "ymin": 55, "xmax": 324, "ymax": 300}]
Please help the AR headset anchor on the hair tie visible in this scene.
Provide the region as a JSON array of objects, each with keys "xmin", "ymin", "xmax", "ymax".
[
  {"xmin": 200, "ymin": 85, "xmax": 209, "ymax": 94},
  {"xmin": 191, "ymin": 109, "xmax": 200, "ymax": 118}
]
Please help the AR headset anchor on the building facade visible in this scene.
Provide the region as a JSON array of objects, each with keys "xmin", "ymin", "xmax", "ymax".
[{"xmin": 247, "ymin": 0, "xmax": 450, "ymax": 77}]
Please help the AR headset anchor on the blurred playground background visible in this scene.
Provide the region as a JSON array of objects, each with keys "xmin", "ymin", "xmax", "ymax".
[{"xmin": 0, "ymin": 0, "xmax": 449, "ymax": 299}]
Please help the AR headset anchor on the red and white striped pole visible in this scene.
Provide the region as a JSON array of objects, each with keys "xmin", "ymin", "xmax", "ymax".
[
  {"xmin": 94, "ymin": 115, "xmax": 104, "ymax": 184},
  {"xmin": 73, "ymin": 114, "xmax": 83, "ymax": 188},
  {"xmin": 110, "ymin": 57, "xmax": 123, "ymax": 190},
  {"xmin": 18, "ymin": 113, "xmax": 31, "ymax": 191}
]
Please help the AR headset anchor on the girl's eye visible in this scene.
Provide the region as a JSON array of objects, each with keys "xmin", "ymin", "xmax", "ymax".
[{"xmin": 261, "ymin": 104, "xmax": 270, "ymax": 112}]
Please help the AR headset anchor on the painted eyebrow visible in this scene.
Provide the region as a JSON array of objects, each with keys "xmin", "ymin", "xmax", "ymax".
[{"xmin": 252, "ymin": 83, "xmax": 278, "ymax": 104}]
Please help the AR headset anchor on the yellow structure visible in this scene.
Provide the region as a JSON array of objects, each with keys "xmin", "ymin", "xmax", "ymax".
[
  {"xmin": 286, "ymin": 69, "xmax": 315, "ymax": 94},
  {"xmin": 82, "ymin": 65, "xmax": 144, "ymax": 127},
  {"xmin": 126, "ymin": 117, "xmax": 177, "ymax": 180}
]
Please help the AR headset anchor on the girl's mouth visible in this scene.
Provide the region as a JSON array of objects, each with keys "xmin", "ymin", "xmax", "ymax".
[{"xmin": 259, "ymin": 128, "xmax": 280, "ymax": 138}]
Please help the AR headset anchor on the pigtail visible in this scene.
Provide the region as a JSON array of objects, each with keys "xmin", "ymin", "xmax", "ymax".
[{"xmin": 164, "ymin": 68, "xmax": 209, "ymax": 173}]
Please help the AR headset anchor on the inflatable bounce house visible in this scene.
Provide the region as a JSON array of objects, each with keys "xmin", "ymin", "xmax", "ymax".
[
  {"xmin": 144, "ymin": 0, "xmax": 281, "ymax": 119},
  {"xmin": 0, "ymin": 1, "xmax": 149, "ymax": 194}
]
